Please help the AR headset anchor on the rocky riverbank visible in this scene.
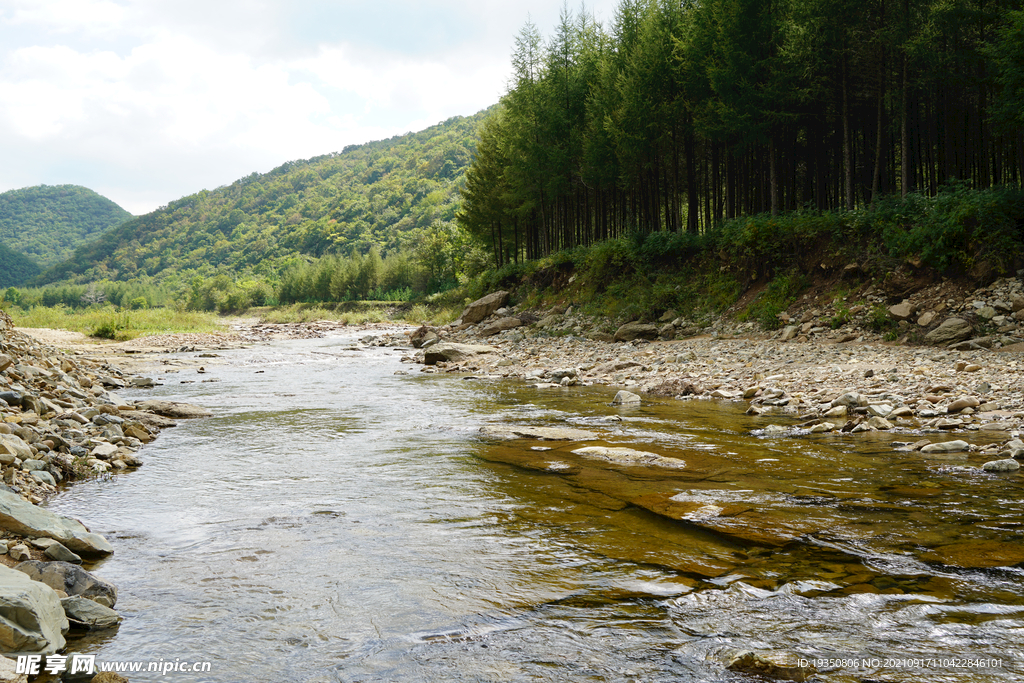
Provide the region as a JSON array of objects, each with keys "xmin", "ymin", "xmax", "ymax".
[
  {"xmin": 0, "ymin": 308, "xmax": 214, "ymax": 674},
  {"xmin": 398, "ymin": 282, "xmax": 1024, "ymax": 473}
]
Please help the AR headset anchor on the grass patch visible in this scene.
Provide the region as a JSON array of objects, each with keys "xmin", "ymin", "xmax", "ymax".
[
  {"xmin": 738, "ymin": 271, "xmax": 808, "ymax": 330},
  {"xmin": 7, "ymin": 304, "xmax": 221, "ymax": 340}
]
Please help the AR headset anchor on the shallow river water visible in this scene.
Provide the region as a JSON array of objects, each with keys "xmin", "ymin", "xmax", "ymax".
[{"xmin": 46, "ymin": 332, "xmax": 1023, "ymax": 682}]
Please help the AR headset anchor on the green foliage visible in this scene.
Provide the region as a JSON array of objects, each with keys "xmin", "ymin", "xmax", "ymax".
[
  {"xmin": 738, "ymin": 271, "xmax": 809, "ymax": 330},
  {"xmin": 0, "ymin": 185, "xmax": 131, "ymax": 268},
  {"xmin": 866, "ymin": 303, "xmax": 897, "ymax": 334},
  {"xmin": 8, "ymin": 304, "xmax": 219, "ymax": 339},
  {"xmin": 0, "ymin": 243, "xmax": 41, "ymax": 287},
  {"xmin": 36, "ymin": 113, "xmax": 488, "ymax": 288}
]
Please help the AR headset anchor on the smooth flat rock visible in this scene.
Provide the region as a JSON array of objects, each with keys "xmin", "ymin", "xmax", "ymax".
[
  {"xmin": 613, "ymin": 322, "xmax": 659, "ymax": 342},
  {"xmin": 423, "ymin": 343, "xmax": 497, "ymax": 365},
  {"xmin": 119, "ymin": 410, "xmax": 178, "ymax": 430},
  {"xmin": 61, "ymin": 596, "xmax": 122, "ymax": 630},
  {"xmin": 0, "ymin": 564, "xmax": 67, "ymax": 656},
  {"xmin": 920, "ymin": 440, "xmax": 970, "ymax": 454},
  {"xmin": 982, "ymin": 458, "xmax": 1020, "ymax": 472},
  {"xmin": 926, "ymin": 318, "xmax": 973, "ymax": 345},
  {"xmin": 14, "ymin": 561, "xmax": 117, "ymax": 608},
  {"xmin": 480, "ymin": 425, "xmax": 597, "ymax": 441},
  {"xmin": 0, "ymin": 490, "xmax": 112, "ymax": 556},
  {"xmin": 479, "ymin": 317, "xmax": 522, "ymax": 337},
  {"xmin": 134, "ymin": 400, "xmax": 211, "ymax": 419},
  {"xmin": 572, "ymin": 446, "xmax": 685, "ymax": 469}
]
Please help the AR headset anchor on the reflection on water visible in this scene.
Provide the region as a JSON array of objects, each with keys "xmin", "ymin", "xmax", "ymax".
[{"xmin": 46, "ymin": 335, "xmax": 1022, "ymax": 682}]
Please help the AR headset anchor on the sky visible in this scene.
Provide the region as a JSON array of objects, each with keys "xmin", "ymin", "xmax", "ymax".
[{"xmin": 0, "ymin": 0, "xmax": 619, "ymax": 215}]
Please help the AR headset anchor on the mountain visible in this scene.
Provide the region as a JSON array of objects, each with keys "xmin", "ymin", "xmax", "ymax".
[
  {"xmin": 0, "ymin": 242, "xmax": 41, "ymax": 288},
  {"xmin": 37, "ymin": 110, "xmax": 489, "ymax": 286},
  {"xmin": 0, "ymin": 185, "xmax": 133, "ymax": 268}
]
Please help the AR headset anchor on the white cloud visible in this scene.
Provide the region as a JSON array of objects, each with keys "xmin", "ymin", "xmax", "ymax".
[{"xmin": 0, "ymin": 0, "xmax": 621, "ymax": 215}]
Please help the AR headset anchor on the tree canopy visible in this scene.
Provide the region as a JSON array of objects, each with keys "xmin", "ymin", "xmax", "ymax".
[
  {"xmin": 459, "ymin": 0, "xmax": 1024, "ymax": 262},
  {"xmin": 0, "ymin": 185, "xmax": 132, "ymax": 267}
]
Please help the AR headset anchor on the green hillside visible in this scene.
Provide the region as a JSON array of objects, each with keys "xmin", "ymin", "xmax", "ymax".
[
  {"xmin": 0, "ymin": 185, "xmax": 132, "ymax": 267},
  {"xmin": 37, "ymin": 111, "xmax": 488, "ymax": 287},
  {"xmin": 0, "ymin": 242, "xmax": 41, "ymax": 288}
]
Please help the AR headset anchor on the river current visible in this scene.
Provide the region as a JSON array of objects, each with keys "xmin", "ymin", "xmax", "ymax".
[{"xmin": 45, "ymin": 332, "xmax": 1023, "ymax": 682}]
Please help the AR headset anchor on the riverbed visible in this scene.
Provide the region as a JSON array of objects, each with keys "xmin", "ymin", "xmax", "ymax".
[{"xmin": 46, "ymin": 331, "xmax": 1023, "ymax": 682}]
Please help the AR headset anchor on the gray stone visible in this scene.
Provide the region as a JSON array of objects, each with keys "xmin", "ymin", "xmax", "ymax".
[
  {"xmin": 613, "ymin": 322, "xmax": 659, "ymax": 342},
  {"xmin": 780, "ymin": 325, "xmax": 799, "ymax": 341},
  {"xmin": 29, "ymin": 472, "xmax": 55, "ymax": 487},
  {"xmin": 824, "ymin": 405, "xmax": 847, "ymax": 418},
  {"xmin": 90, "ymin": 442, "xmax": 118, "ymax": 459},
  {"xmin": 13, "ymin": 561, "xmax": 116, "ymax": 608},
  {"xmin": 133, "ymin": 400, "xmax": 211, "ymax": 419},
  {"xmin": 60, "ymin": 596, "xmax": 122, "ymax": 630},
  {"xmin": 0, "ymin": 655, "xmax": 27, "ymax": 683},
  {"xmin": 0, "ymin": 564, "xmax": 67, "ymax": 655},
  {"xmin": 423, "ymin": 343, "xmax": 497, "ymax": 365},
  {"xmin": 830, "ymin": 392, "xmax": 865, "ymax": 409},
  {"xmin": 867, "ymin": 404, "xmax": 892, "ymax": 417},
  {"xmin": 7, "ymin": 546, "xmax": 30, "ymax": 562},
  {"xmin": 0, "ymin": 490, "xmax": 112, "ymax": 556},
  {"xmin": 889, "ymin": 301, "xmax": 915, "ymax": 320},
  {"xmin": 19, "ymin": 460, "xmax": 46, "ymax": 473},
  {"xmin": 459, "ymin": 291, "xmax": 510, "ymax": 325},
  {"xmin": 611, "ymin": 390, "xmax": 641, "ymax": 405},
  {"xmin": 925, "ymin": 318, "xmax": 973, "ymax": 345},
  {"xmin": 479, "ymin": 317, "xmax": 522, "ymax": 337},
  {"xmin": 917, "ymin": 311, "xmax": 936, "ymax": 327},
  {"xmin": 0, "ymin": 435, "xmax": 32, "ymax": 463},
  {"xmin": 43, "ymin": 542, "xmax": 81, "ymax": 565},
  {"xmin": 921, "ymin": 440, "xmax": 970, "ymax": 453},
  {"xmin": 866, "ymin": 416, "xmax": 894, "ymax": 430},
  {"xmin": 0, "ymin": 354, "xmax": 12, "ymax": 372},
  {"xmin": 977, "ymin": 306, "xmax": 997, "ymax": 320},
  {"xmin": 479, "ymin": 426, "xmax": 598, "ymax": 441},
  {"xmin": 572, "ymin": 446, "xmax": 685, "ymax": 469},
  {"xmin": 982, "ymin": 458, "xmax": 1020, "ymax": 472}
]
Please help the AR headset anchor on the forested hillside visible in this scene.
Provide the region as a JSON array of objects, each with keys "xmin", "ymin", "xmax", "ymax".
[
  {"xmin": 460, "ymin": 0, "xmax": 1024, "ymax": 262},
  {"xmin": 0, "ymin": 243, "xmax": 41, "ymax": 288},
  {"xmin": 0, "ymin": 185, "xmax": 132, "ymax": 267},
  {"xmin": 37, "ymin": 112, "xmax": 488, "ymax": 288}
]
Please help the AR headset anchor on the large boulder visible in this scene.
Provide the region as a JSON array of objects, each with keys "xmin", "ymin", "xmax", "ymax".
[
  {"xmin": 613, "ymin": 322, "xmax": 659, "ymax": 342},
  {"xmin": 14, "ymin": 561, "xmax": 117, "ymax": 608},
  {"xmin": 0, "ymin": 564, "xmax": 68, "ymax": 656},
  {"xmin": 423, "ymin": 343, "xmax": 497, "ymax": 365},
  {"xmin": 0, "ymin": 490, "xmax": 113, "ymax": 556},
  {"xmin": 459, "ymin": 291, "xmax": 510, "ymax": 325},
  {"xmin": 925, "ymin": 318, "xmax": 973, "ymax": 345},
  {"xmin": 134, "ymin": 400, "xmax": 211, "ymax": 419}
]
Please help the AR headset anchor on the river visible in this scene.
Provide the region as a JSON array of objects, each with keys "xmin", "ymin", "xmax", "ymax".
[{"xmin": 45, "ymin": 331, "xmax": 1023, "ymax": 682}]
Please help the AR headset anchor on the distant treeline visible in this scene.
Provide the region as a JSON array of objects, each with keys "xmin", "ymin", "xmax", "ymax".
[{"xmin": 459, "ymin": 0, "xmax": 1024, "ymax": 263}]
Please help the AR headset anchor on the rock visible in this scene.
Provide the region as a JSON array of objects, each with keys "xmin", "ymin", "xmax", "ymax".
[
  {"xmin": 964, "ymin": 364, "xmax": 982, "ymax": 372},
  {"xmin": 409, "ymin": 327, "xmax": 439, "ymax": 349},
  {"xmin": 43, "ymin": 542, "xmax": 81, "ymax": 565},
  {"xmin": 830, "ymin": 392, "xmax": 865, "ymax": 409},
  {"xmin": 90, "ymin": 442, "xmax": 119, "ymax": 460},
  {"xmin": 889, "ymin": 300, "xmax": 916, "ymax": 320},
  {"xmin": 710, "ymin": 389, "xmax": 738, "ymax": 399},
  {"xmin": 60, "ymin": 596, "xmax": 122, "ymax": 630},
  {"xmin": 780, "ymin": 325, "xmax": 799, "ymax": 341},
  {"xmin": 613, "ymin": 322, "xmax": 659, "ymax": 342},
  {"xmin": 479, "ymin": 317, "xmax": 522, "ymax": 337},
  {"xmin": 923, "ymin": 539, "xmax": 1024, "ymax": 568},
  {"xmin": 979, "ymin": 421, "xmax": 1014, "ymax": 431},
  {"xmin": 29, "ymin": 472, "xmax": 55, "ymax": 487},
  {"xmin": 920, "ymin": 440, "xmax": 970, "ymax": 453},
  {"xmin": 809, "ymin": 422, "xmax": 835, "ymax": 433},
  {"xmin": 13, "ymin": 561, "xmax": 117, "ymax": 608},
  {"xmin": 7, "ymin": 546, "xmax": 30, "ymax": 562},
  {"xmin": 867, "ymin": 404, "xmax": 892, "ymax": 417},
  {"xmin": 0, "ymin": 490, "xmax": 113, "ymax": 556},
  {"xmin": 459, "ymin": 291, "xmax": 510, "ymax": 325},
  {"xmin": 536, "ymin": 314, "xmax": 562, "ymax": 328},
  {"xmin": 726, "ymin": 650, "xmax": 816, "ymax": 682},
  {"xmin": 947, "ymin": 396, "xmax": 980, "ymax": 413},
  {"xmin": 134, "ymin": 400, "xmax": 211, "ymax": 419},
  {"xmin": 824, "ymin": 405, "xmax": 847, "ymax": 418},
  {"xmin": 917, "ymin": 310, "xmax": 936, "ymax": 327},
  {"xmin": 982, "ymin": 458, "xmax": 1020, "ymax": 472},
  {"xmin": 479, "ymin": 426, "xmax": 598, "ymax": 441},
  {"xmin": 611, "ymin": 390, "xmax": 641, "ymax": 405},
  {"xmin": 935, "ymin": 418, "xmax": 963, "ymax": 429},
  {"xmin": 571, "ymin": 446, "xmax": 685, "ymax": 469},
  {"xmin": 0, "ymin": 656, "xmax": 27, "ymax": 683},
  {"xmin": 0, "ymin": 355, "xmax": 12, "ymax": 372},
  {"xmin": 977, "ymin": 305, "xmax": 997, "ymax": 320},
  {"xmin": 0, "ymin": 435, "xmax": 33, "ymax": 463},
  {"xmin": 925, "ymin": 318, "xmax": 973, "ymax": 345},
  {"xmin": 0, "ymin": 565, "xmax": 68, "ymax": 655},
  {"xmin": 866, "ymin": 416, "xmax": 894, "ymax": 430},
  {"xmin": 422, "ymin": 343, "xmax": 497, "ymax": 365},
  {"xmin": 889, "ymin": 406, "xmax": 914, "ymax": 418}
]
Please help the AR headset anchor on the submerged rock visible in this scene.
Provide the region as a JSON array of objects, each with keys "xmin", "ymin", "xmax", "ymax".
[
  {"xmin": 726, "ymin": 650, "xmax": 816, "ymax": 682},
  {"xmin": 479, "ymin": 425, "xmax": 597, "ymax": 441},
  {"xmin": 571, "ymin": 446, "xmax": 685, "ymax": 468}
]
